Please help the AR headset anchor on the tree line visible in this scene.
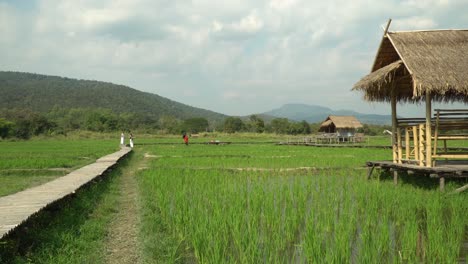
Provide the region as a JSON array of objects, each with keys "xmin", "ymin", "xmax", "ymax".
[{"xmin": 0, "ymin": 107, "xmax": 389, "ymax": 139}]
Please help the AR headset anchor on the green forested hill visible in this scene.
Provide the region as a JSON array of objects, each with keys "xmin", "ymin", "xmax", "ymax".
[{"xmin": 0, "ymin": 71, "xmax": 226, "ymax": 122}]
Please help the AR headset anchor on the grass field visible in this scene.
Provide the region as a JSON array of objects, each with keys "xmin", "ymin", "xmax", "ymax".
[
  {"xmin": 0, "ymin": 135, "xmax": 467, "ymax": 263},
  {"xmin": 0, "ymin": 139, "xmax": 119, "ymax": 196}
]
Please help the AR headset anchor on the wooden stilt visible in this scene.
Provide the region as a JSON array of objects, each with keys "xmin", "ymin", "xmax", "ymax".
[
  {"xmin": 405, "ymin": 128, "xmax": 410, "ymax": 160},
  {"xmin": 426, "ymin": 92, "xmax": 432, "ymax": 167},
  {"xmin": 397, "ymin": 128, "xmax": 402, "ymax": 163},
  {"xmin": 393, "ymin": 170, "xmax": 398, "ymax": 185},
  {"xmin": 439, "ymin": 177, "xmax": 445, "ymax": 191},
  {"xmin": 391, "ymin": 83, "xmax": 398, "ymax": 163},
  {"xmin": 367, "ymin": 166, "xmax": 375, "ymax": 180},
  {"xmin": 413, "ymin": 126, "xmax": 419, "ymax": 161},
  {"xmin": 419, "ymin": 124, "xmax": 425, "ymax": 166}
]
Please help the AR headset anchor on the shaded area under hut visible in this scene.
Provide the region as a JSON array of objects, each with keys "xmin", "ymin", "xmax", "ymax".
[{"xmin": 353, "ymin": 19, "xmax": 468, "ymax": 190}]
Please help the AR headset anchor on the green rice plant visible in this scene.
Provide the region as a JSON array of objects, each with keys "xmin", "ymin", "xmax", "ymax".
[{"xmin": 138, "ymin": 142, "xmax": 467, "ymax": 263}]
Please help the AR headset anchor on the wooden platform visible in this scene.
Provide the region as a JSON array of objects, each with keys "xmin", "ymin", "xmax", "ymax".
[
  {"xmin": 0, "ymin": 147, "xmax": 132, "ymax": 239},
  {"xmin": 366, "ymin": 160, "xmax": 468, "ymax": 191},
  {"xmin": 278, "ymin": 142, "xmax": 392, "ymax": 149}
]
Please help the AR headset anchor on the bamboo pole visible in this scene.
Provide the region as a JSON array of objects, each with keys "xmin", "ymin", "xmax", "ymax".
[
  {"xmin": 405, "ymin": 128, "xmax": 410, "ymax": 160},
  {"xmin": 397, "ymin": 128, "xmax": 402, "ymax": 163},
  {"xmin": 433, "ymin": 110, "xmax": 440, "ymax": 157},
  {"xmin": 413, "ymin": 126, "xmax": 419, "ymax": 161},
  {"xmin": 419, "ymin": 124, "xmax": 425, "ymax": 166},
  {"xmin": 391, "ymin": 83, "xmax": 397, "ymax": 163},
  {"xmin": 426, "ymin": 92, "xmax": 432, "ymax": 167}
]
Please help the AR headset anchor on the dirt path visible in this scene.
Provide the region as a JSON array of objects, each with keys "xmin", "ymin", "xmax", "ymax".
[{"xmin": 105, "ymin": 151, "xmax": 147, "ymax": 264}]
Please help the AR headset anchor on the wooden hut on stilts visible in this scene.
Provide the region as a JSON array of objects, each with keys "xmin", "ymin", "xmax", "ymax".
[{"xmin": 353, "ymin": 19, "xmax": 468, "ymax": 191}]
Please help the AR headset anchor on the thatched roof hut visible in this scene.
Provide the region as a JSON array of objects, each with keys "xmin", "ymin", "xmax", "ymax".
[
  {"xmin": 318, "ymin": 115, "xmax": 363, "ymax": 133},
  {"xmin": 352, "ymin": 19, "xmax": 468, "ymax": 167},
  {"xmin": 353, "ymin": 29, "xmax": 468, "ymax": 102}
]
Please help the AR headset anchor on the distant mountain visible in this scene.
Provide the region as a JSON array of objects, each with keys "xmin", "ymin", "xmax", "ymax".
[
  {"xmin": 0, "ymin": 71, "xmax": 227, "ymax": 122},
  {"xmin": 261, "ymin": 103, "xmax": 392, "ymax": 125}
]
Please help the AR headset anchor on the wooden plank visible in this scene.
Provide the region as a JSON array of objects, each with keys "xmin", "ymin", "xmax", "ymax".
[{"xmin": 0, "ymin": 147, "xmax": 132, "ymax": 239}]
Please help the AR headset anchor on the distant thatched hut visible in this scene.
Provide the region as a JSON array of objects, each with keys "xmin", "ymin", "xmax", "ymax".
[{"xmin": 318, "ymin": 116, "xmax": 363, "ymax": 137}]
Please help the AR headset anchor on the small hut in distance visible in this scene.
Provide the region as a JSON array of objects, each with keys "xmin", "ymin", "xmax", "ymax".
[{"xmin": 318, "ymin": 115, "xmax": 363, "ymax": 142}]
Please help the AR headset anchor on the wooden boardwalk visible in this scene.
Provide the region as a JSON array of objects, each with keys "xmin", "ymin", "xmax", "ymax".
[{"xmin": 0, "ymin": 147, "xmax": 132, "ymax": 239}]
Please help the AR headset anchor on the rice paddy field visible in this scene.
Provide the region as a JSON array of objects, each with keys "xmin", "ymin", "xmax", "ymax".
[
  {"xmin": 0, "ymin": 139, "xmax": 118, "ymax": 196},
  {"xmin": 0, "ymin": 135, "xmax": 467, "ymax": 263},
  {"xmin": 138, "ymin": 142, "xmax": 468, "ymax": 263}
]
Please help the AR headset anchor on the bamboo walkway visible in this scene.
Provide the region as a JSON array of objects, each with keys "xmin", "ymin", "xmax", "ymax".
[{"xmin": 0, "ymin": 147, "xmax": 132, "ymax": 239}]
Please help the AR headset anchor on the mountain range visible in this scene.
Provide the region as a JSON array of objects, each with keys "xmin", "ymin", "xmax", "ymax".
[
  {"xmin": 0, "ymin": 71, "xmax": 391, "ymax": 125},
  {"xmin": 261, "ymin": 103, "xmax": 392, "ymax": 125},
  {"xmin": 0, "ymin": 71, "xmax": 226, "ymax": 122}
]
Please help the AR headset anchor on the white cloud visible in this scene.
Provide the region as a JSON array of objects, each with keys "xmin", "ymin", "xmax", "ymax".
[
  {"xmin": 1, "ymin": 0, "xmax": 468, "ymax": 116},
  {"xmin": 392, "ymin": 16, "xmax": 438, "ymax": 30}
]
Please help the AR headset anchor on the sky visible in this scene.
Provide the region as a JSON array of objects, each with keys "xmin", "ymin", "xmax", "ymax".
[{"xmin": 1, "ymin": 0, "xmax": 468, "ymax": 117}]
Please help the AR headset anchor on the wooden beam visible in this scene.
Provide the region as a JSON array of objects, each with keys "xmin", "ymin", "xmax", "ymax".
[
  {"xmin": 426, "ymin": 92, "xmax": 432, "ymax": 167},
  {"xmin": 393, "ymin": 170, "xmax": 398, "ymax": 185},
  {"xmin": 439, "ymin": 177, "xmax": 445, "ymax": 191},
  {"xmin": 371, "ymin": 19, "xmax": 392, "ymax": 72},
  {"xmin": 452, "ymin": 184, "xmax": 468, "ymax": 193}
]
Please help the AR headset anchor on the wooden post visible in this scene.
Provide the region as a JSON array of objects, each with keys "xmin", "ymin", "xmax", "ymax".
[
  {"xmin": 391, "ymin": 83, "xmax": 398, "ymax": 163},
  {"xmin": 393, "ymin": 170, "xmax": 398, "ymax": 185},
  {"xmin": 397, "ymin": 128, "xmax": 402, "ymax": 163},
  {"xmin": 426, "ymin": 92, "xmax": 432, "ymax": 167},
  {"xmin": 419, "ymin": 124, "xmax": 425, "ymax": 166},
  {"xmin": 439, "ymin": 177, "xmax": 445, "ymax": 191},
  {"xmin": 367, "ymin": 166, "xmax": 375, "ymax": 180},
  {"xmin": 433, "ymin": 110, "xmax": 440, "ymax": 157},
  {"xmin": 405, "ymin": 127, "xmax": 410, "ymax": 160},
  {"xmin": 413, "ymin": 126, "xmax": 419, "ymax": 161}
]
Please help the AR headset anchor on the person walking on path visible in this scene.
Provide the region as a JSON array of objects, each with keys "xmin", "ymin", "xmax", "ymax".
[
  {"xmin": 183, "ymin": 133, "xmax": 189, "ymax": 146},
  {"xmin": 120, "ymin": 132, "xmax": 125, "ymax": 146},
  {"xmin": 129, "ymin": 133, "xmax": 134, "ymax": 148}
]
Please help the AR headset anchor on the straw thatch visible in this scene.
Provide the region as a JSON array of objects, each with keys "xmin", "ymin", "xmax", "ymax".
[
  {"xmin": 318, "ymin": 115, "xmax": 363, "ymax": 132},
  {"xmin": 353, "ymin": 29, "xmax": 468, "ymax": 102}
]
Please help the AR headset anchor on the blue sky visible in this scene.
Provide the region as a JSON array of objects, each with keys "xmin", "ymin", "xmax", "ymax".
[{"xmin": 1, "ymin": 0, "xmax": 467, "ymax": 116}]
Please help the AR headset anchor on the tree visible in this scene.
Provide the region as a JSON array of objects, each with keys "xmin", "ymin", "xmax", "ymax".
[
  {"xmin": 159, "ymin": 115, "xmax": 180, "ymax": 134},
  {"xmin": 182, "ymin": 117, "xmax": 209, "ymax": 133},
  {"xmin": 270, "ymin": 118, "xmax": 290, "ymax": 134},
  {"xmin": 249, "ymin": 115, "xmax": 265, "ymax": 133},
  {"xmin": 223, "ymin": 117, "xmax": 245, "ymax": 133},
  {"xmin": 299, "ymin": 120, "xmax": 311, "ymax": 134},
  {"xmin": 0, "ymin": 118, "xmax": 14, "ymax": 139}
]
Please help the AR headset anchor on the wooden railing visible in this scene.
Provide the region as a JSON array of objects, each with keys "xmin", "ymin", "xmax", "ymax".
[{"xmin": 394, "ymin": 109, "xmax": 468, "ymax": 166}]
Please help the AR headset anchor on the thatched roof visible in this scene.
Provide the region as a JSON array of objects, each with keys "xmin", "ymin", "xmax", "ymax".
[
  {"xmin": 353, "ymin": 29, "xmax": 468, "ymax": 102},
  {"xmin": 319, "ymin": 115, "xmax": 363, "ymax": 132}
]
